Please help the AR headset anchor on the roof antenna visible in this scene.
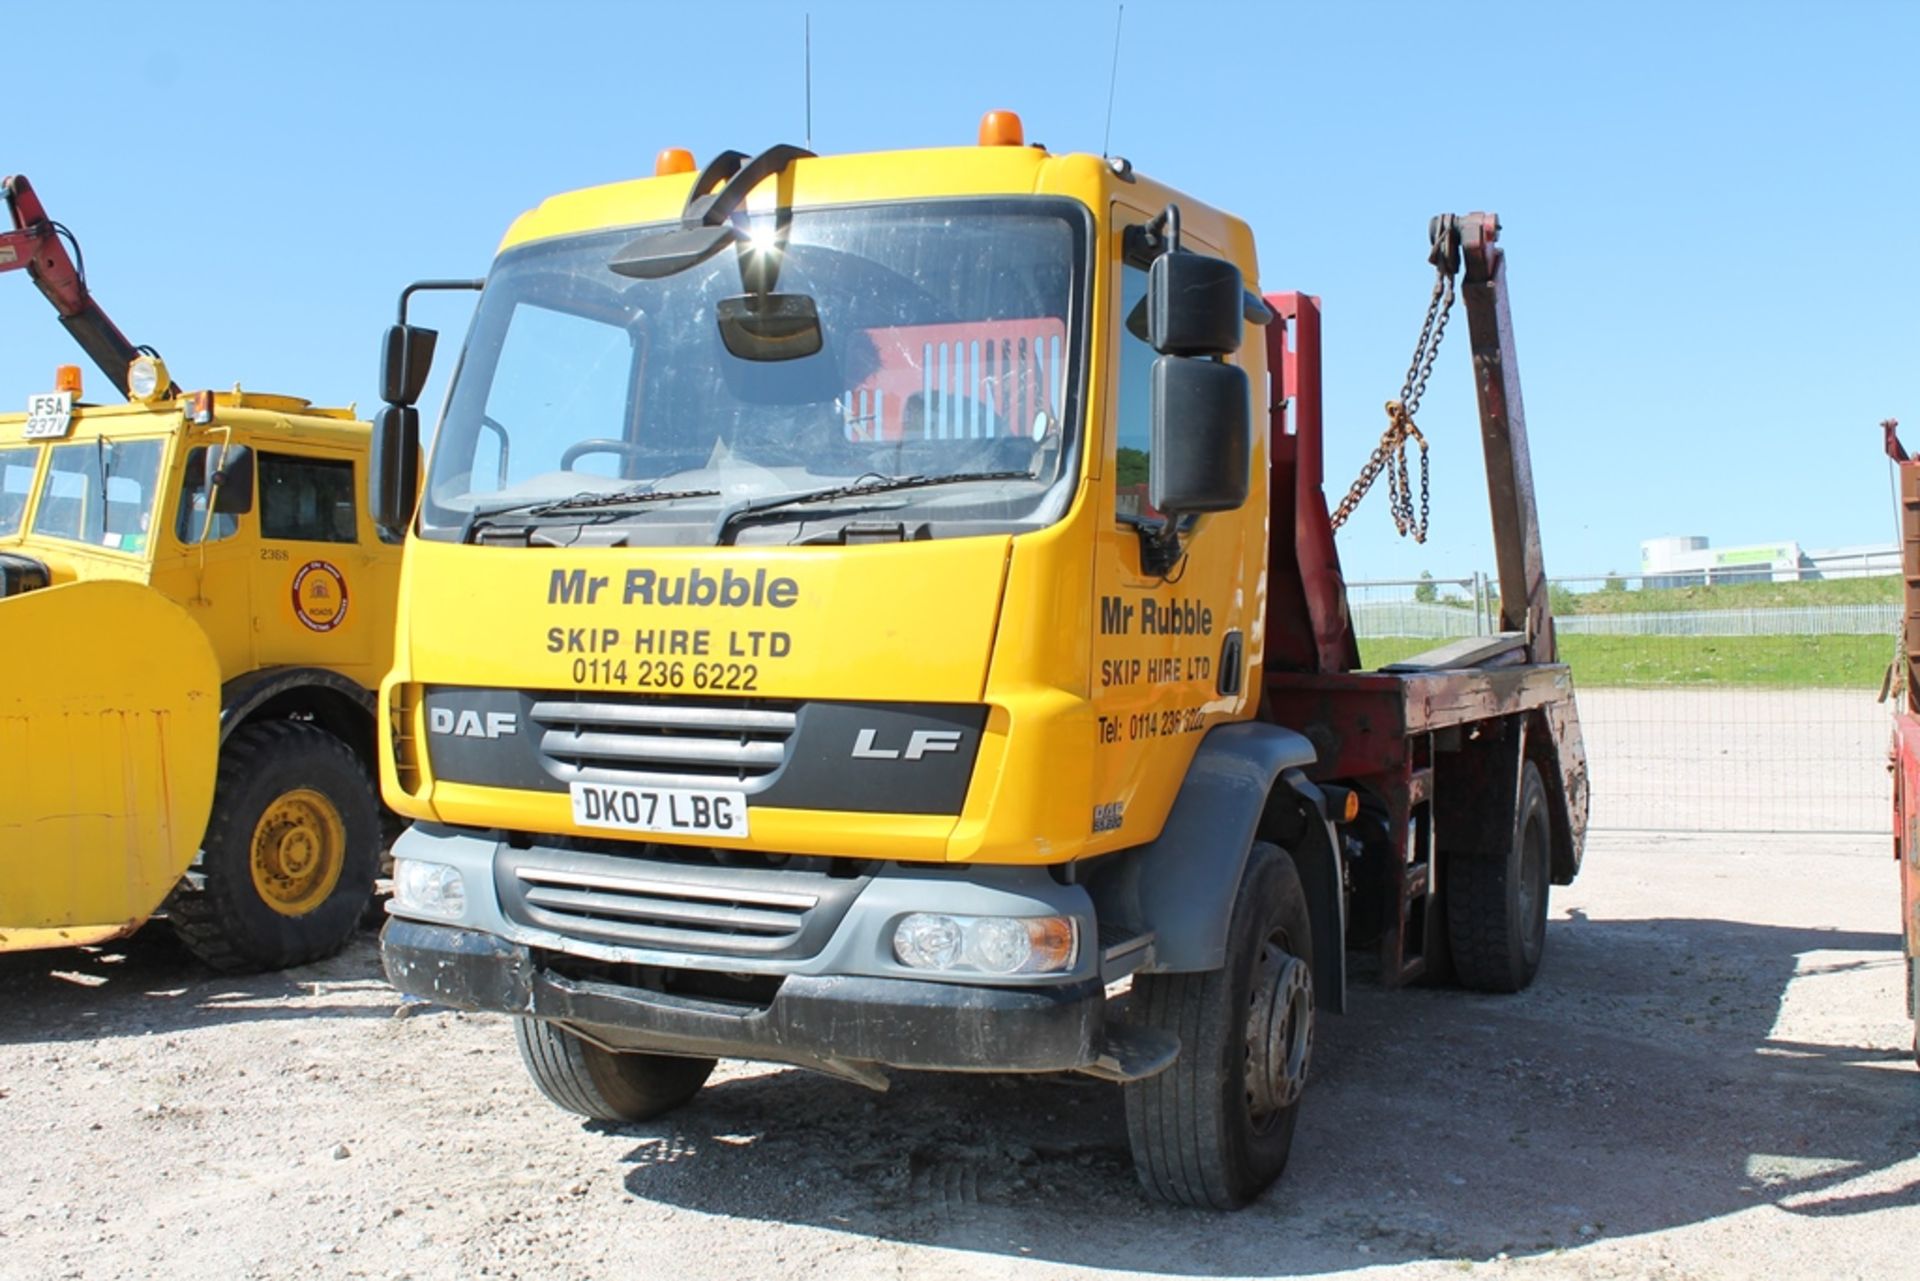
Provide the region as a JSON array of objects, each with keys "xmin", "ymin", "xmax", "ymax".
[
  {"xmin": 804, "ymin": 13, "xmax": 813, "ymax": 152},
  {"xmin": 1101, "ymin": 4, "xmax": 1125, "ymax": 158}
]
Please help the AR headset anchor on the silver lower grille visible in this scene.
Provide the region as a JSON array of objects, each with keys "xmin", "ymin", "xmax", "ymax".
[
  {"xmin": 530, "ymin": 695, "xmax": 798, "ymax": 789},
  {"xmin": 496, "ymin": 848, "xmax": 866, "ymax": 959}
]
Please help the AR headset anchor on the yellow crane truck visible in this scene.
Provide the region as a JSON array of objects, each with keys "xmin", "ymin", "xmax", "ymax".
[
  {"xmin": 0, "ymin": 175, "xmax": 395, "ymax": 969},
  {"xmin": 374, "ymin": 115, "xmax": 1590, "ymax": 1208}
]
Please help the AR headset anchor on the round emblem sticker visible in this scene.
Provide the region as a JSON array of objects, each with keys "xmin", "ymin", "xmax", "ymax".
[{"xmin": 291, "ymin": 560, "xmax": 349, "ymax": 632}]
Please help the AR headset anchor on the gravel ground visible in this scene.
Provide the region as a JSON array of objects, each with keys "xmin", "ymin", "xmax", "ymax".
[{"xmin": 1, "ymin": 829, "xmax": 1914, "ymax": 1281}]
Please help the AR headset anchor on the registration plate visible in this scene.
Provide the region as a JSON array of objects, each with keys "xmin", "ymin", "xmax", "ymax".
[
  {"xmin": 569, "ymin": 782, "xmax": 750, "ymax": 838},
  {"xmin": 23, "ymin": 390, "xmax": 72, "ymax": 440}
]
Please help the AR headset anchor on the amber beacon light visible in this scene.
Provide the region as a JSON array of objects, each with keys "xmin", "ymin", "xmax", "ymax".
[{"xmin": 977, "ymin": 110, "xmax": 1024, "ymax": 147}]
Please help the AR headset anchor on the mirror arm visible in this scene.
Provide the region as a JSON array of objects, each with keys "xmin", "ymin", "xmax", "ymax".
[
  {"xmin": 1123, "ymin": 205, "xmax": 1184, "ymax": 270},
  {"xmin": 1134, "ymin": 516, "xmax": 1189, "ymax": 578},
  {"xmin": 1143, "ymin": 203, "xmax": 1181, "ymax": 256},
  {"xmin": 393, "ymin": 279, "xmax": 483, "ymax": 409},
  {"xmin": 693, "ymin": 144, "xmax": 815, "ymax": 229},
  {"xmin": 397, "ymin": 278, "xmax": 485, "ymax": 326}
]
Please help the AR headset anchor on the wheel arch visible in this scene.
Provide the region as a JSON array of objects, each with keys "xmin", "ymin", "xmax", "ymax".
[
  {"xmin": 1526, "ymin": 706, "xmax": 1585, "ymax": 886},
  {"xmin": 220, "ymin": 667, "xmax": 377, "ymax": 775},
  {"xmin": 1433, "ymin": 709, "xmax": 1581, "ymax": 888},
  {"xmin": 1085, "ymin": 721, "xmax": 1347, "ymax": 1013}
]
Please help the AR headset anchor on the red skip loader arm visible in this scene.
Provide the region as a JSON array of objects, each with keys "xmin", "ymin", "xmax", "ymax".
[
  {"xmin": 1261, "ymin": 212, "xmax": 1559, "ymax": 673},
  {"xmin": 1261, "ymin": 213, "xmax": 1589, "ymax": 986},
  {"xmin": 0, "ymin": 173, "xmax": 154, "ymax": 399},
  {"xmin": 1458, "ymin": 213, "xmax": 1555, "ymax": 664},
  {"xmin": 1262, "ymin": 290, "xmax": 1362, "ymax": 675}
]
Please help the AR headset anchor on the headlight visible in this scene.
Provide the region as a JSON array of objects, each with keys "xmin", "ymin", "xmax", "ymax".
[
  {"xmin": 127, "ymin": 355, "xmax": 170, "ymax": 404},
  {"xmin": 392, "ymin": 857, "xmax": 466, "ymax": 920},
  {"xmin": 892, "ymin": 912, "xmax": 1078, "ymax": 976}
]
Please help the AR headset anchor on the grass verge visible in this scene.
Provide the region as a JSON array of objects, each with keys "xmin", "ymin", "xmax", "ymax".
[{"xmin": 1356, "ymin": 634, "xmax": 1893, "ymax": 689}]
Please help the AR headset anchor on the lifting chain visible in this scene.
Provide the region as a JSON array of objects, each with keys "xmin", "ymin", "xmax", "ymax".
[{"xmin": 1329, "ymin": 218, "xmax": 1462, "ymax": 544}]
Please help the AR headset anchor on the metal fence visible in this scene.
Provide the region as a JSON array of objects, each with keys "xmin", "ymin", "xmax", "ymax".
[{"xmin": 1344, "ymin": 571, "xmax": 1897, "ymax": 833}]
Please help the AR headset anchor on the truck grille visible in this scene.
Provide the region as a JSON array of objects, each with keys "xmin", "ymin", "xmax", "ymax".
[
  {"xmin": 496, "ymin": 847, "xmax": 865, "ymax": 960},
  {"xmin": 529, "ymin": 694, "xmax": 799, "ymax": 790}
]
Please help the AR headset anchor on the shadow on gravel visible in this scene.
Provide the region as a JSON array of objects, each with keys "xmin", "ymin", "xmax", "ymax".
[
  {"xmin": 0, "ymin": 925, "xmax": 394, "ymax": 1045},
  {"xmin": 608, "ymin": 914, "xmax": 1919, "ymax": 1276}
]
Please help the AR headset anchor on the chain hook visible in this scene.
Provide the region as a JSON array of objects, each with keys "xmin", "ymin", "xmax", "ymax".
[{"xmin": 1329, "ymin": 217, "xmax": 1457, "ymax": 543}]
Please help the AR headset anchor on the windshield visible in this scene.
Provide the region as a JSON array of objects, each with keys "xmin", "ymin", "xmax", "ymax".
[
  {"xmin": 420, "ymin": 197, "xmax": 1088, "ymax": 546},
  {"xmin": 0, "ymin": 445, "xmax": 37, "ymax": 537},
  {"xmin": 31, "ymin": 438, "xmax": 166, "ymax": 554}
]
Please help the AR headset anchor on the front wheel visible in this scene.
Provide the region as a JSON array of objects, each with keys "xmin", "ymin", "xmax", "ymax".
[
  {"xmin": 514, "ymin": 1017, "xmax": 715, "ymax": 1122},
  {"xmin": 165, "ymin": 720, "xmax": 380, "ymax": 972},
  {"xmin": 1123, "ymin": 841, "xmax": 1315, "ymax": 1209}
]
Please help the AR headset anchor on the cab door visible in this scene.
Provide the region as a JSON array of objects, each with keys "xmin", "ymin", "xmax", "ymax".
[
  {"xmin": 151, "ymin": 438, "xmax": 257, "ymax": 679},
  {"xmin": 1085, "ymin": 203, "xmax": 1265, "ymax": 848},
  {"xmin": 249, "ymin": 447, "xmax": 384, "ymax": 681}
]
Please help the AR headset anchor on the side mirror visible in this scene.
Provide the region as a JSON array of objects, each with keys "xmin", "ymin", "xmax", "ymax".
[
  {"xmin": 370, "ymin": 404, "xmax": 421, "ymax": 536},
  {"xmin": 1148, "ymin": 356, "xmax": 1251, "ymax": 515},
  {"xmin": 610, "ymin": 224, "xmax": 740, "ymax": 280},
  {"xmin": 380, "ymin": 324, "xmax": 439, "ymax": 407},
  {"xmin": 716, "ymin": 293, "xmax": 823, "ymax": 361},
  {"xmin": 1148, "ymin": 252, "xmax": 1244, "ymax": 356},
  {"xmin": 211, "ymin": 446, "xmax": 254, "ymax": 515}
]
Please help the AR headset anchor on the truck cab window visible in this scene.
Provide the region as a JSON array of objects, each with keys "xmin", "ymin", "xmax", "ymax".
[
  {"xmin": 0, "ymin": 445, "xmax": 37, "ymax": 536},
  {"xmin": 418, "ymin": 198, "xmax": 1086, "ymax": 546},
  {"xmin": 482, "ymin": 303, "xmax": 636, "ymax": 483},
  {"xmin": 1113, "ymin": 261, "xmax": 1156, "ymax": 521},
  {"xmin": 175, "ymin": 445, "xmax": 246, "ymax": 545},
  {"xmin": 260, "ymin": 454, "xmax": 357, "ymax": 544},
  {"xmin": 31, "ymin": 438, "xmax": 164, "ymax": 553}
]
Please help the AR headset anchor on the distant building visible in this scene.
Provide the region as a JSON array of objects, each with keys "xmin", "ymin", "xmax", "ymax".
[{"xmin": 1639, "ymin": 535, "xmax": 1897, "ymax": 586}]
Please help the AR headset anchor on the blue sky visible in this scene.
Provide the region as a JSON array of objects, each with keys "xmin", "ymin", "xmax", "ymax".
[{"xmin": 3, "ymin": 0, "xmax": 1914, "ymax": 579}]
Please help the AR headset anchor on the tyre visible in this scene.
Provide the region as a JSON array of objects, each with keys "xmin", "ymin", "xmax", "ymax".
[
  {"xmin": 514, "ymin": 1017, "xmax": 715, "ymax": 1122},
  {"xmin": 1447, "ymin": 757, "xmax": 1552, "ymax": 993},
  {"xmin": 166, "ymin": 719, "xmax": 380, "ymax": 972},
  {"xmin": 1123, "ymin": 841, "xmax": 1315, "ymax": 1209}
]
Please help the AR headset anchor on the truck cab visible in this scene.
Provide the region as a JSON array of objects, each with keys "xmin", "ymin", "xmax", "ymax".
[
  {"xmin": 0, "ymin": 369, "xmax": 398, "ymax": 966},
  {"xmin": 2, "ymin": 384, "xmax": 397, "ymax": 684},
  {"xmin": 376, "ymin": 114, "xmax": 1586, "ymax": 1209}
]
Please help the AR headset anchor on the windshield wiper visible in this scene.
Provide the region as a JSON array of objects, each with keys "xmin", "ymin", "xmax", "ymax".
[
  {"xmin": 462, "ymin": 486, "xmax": 720, "ymax": 543},
  {"xmin": 530, "ymin": 486, "xmax": 720, "ymax": 515},
  {"xmin": 713, "ymin": 470, "xmax": 1035, "ymax": 545}
]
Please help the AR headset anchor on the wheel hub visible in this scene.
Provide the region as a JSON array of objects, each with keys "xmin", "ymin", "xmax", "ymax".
[
  {"xmin": 1246, "ymin": 939, "xmax": 1314, "ymax": 1127},
  {"xmin": 250, "ymin": 787, "xmax": 346, "ymax": 916}
]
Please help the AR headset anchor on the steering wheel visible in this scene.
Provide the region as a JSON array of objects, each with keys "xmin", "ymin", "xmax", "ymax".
[{"xmin": 560, "ymin": 438, "xmax": 650, "ymax": 471}]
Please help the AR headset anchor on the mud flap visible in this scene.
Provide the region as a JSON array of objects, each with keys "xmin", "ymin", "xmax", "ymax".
[{"xmin": 0, "ymin": 581, "xmax": 221, "ymax": 951}]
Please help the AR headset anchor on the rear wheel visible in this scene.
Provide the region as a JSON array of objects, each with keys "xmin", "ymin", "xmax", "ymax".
[
  {"xmin": 1123, "ymin": 841, "xmax": 1314, "ymax": 1209},
  {"xmin": 166, "ymin": 720, "xmax": 379, "ymax": 972},
  {"xmin": 514, "ymin": 1017, "xmax": 715, "ymax": 1122},
  {"xmin": 1447, "ymin": 758, "xmax": 1552, "ymax": 993}
]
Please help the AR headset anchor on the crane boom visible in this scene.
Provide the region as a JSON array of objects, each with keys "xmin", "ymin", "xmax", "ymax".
[{"xmin": 0, "ymin": 173, "xmax": 170, "ymax": 399}]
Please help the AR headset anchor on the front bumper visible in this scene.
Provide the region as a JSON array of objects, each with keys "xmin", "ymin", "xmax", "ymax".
[{"xmin": 383, "ymin": 917, "xmax": 1106, "ymax": 1075}]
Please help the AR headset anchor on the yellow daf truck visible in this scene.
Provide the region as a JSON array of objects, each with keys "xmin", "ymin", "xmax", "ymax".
[
  {"xmin": 375, "ymin": 115, "xmax": 1588, "ymax": 1207},
  {"xmin": 0, "ymin": 175, "xmax": 394, "ymax": 969}
]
